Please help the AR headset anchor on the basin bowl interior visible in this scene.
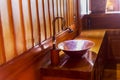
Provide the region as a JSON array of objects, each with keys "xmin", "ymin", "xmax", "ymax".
[{"xmin": 58, "ymin": 40, "xmax": 95, "ymax": 58}]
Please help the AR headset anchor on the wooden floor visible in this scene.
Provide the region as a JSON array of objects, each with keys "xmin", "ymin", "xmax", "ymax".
[{"xmin": 103, "ymin": 63, "xmax": 120, "ymax": 80}]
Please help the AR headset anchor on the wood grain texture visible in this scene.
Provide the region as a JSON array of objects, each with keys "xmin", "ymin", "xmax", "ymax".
[
  {"xmin": 36, "ymin": 0, "xmax": 41, "ymax": 44},
  {"xmin": 0, "ymin": 0, "xmax": 16, "ymax": 61},
  {"xmin": 0, "ymin": 0, "xmax": 79, "ymax": 69},
  {"xmin": 48, "ymin": 0, "xmax": 54, "ymax": 36},
  {"xmin": 0, "ymin": 24, "xmax": 78, "ymax": 80},
  {"xmin": 42, "ymin": 0, "xmax": 47, "ymax": 40},
  {"xmin": 0, "ymin": 14, "xmax": 6, "ymax": 63},
  {"xmin": 69, "ymin": 0, "xmax": 74, "ymax": 24},
  {"xmin": 22, "ymin": 0, "xmax": 34, "ymax": 49},
  {"xmin": 19, "ymin": 0, "xmax": 27, "ymax": 51},
  {"xmin": 63, "ymin": 0, "xmax": 67, "ymax": 25},
  {"xmin": 53, "ymin": 0, "xmax": 59, "ymax": 33},
  {"xmin": 44, "ymin": 0, "xmax": 51, "ymax": 39},
  {"xmin": 48, "ymin": 0, "xmax": 52, "ymax": 37},
  {"xmin": 31, "ymin": 0, "xmax": 40, "ymax": 46},
  {"xmin": 38, "ymin": 0, "xmax": 46, "ymax": 41},
  {"xmin": 0, "ymin": 0, "xmax": 80, "ymax": 80},
  {"xmin": 11, "ymin": 0, "xmax": 26, "ymax": 55}
]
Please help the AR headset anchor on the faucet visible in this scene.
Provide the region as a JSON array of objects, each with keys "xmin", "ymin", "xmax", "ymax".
[
  {"xmin": 51, "ymin": 17, "xmax": 73, "ymax": 66},
  {"xmin": 52, "ymin": 17, "xmax": 65, "ymax": 49},
  {"xmin": 52, "ymin": 17, "xmax": 73, "ymax": 49}
]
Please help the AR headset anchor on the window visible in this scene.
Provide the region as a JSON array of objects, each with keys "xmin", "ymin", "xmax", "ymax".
[
  {"xmin": 80, "ymin": 0, "xmax": 90, "ymax": 15},
  {"xmin": 106, "ymin": 0, "xmax": 120, "ymax": 13}
]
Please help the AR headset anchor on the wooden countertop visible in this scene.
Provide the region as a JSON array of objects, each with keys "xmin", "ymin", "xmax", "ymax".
[
  {"xmin": 75, "ymin": 30, "xmax": 106, "ymax": 53},
  {"xmin": 40, "ymin": 30, "xmax": 106, "ymax": 79}
]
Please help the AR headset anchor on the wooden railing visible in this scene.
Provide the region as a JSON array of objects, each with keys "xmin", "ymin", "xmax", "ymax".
[{"xmin": 0, "ymin": 0, "xmax": 78, "ymax": 64}]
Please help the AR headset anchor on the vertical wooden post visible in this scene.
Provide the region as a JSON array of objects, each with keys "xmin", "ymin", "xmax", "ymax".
[{"xmin": 0, "ymin": 13, "xmax": 6, "ymax": 64}]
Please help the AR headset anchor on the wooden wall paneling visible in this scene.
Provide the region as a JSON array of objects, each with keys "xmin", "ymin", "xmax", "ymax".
[
  {"xmin": 28, "ymin": 0, "xmax": 34, "ymax": 47},
  {"xmin": 67, "ymin": 0, "xmax": 70, "ymax": 25},
  {"xmin": 78, "ymin": 0, "xmax": 81, "ymax": 18},
  {"xmin": 56, "ymin": 0, "xmax": 60, "ymax": 33},
  {"xmin": 38, "ymin": 0, "xmax": 45, "ymax": 42},
  {"xmin": 49, "ymin": 0, "xmax": 54, "ymax": 36},
  {"xmin": 69, "ymin": 0, "xmax": 74, "ymax": 24},
  {"xmin": 48, "ymin": 0, "xmax": 52, "ymax": 37},
  {"xmin": 0, "ymin": 24, "xmax": 78, "ymax": 79},
  {"xmin": 60, "ymin": 0, "xmax": 64, "ymax": 32},
  {"xmin": 65, "ymin": 0, "xmax": 68, "ymax": 26},
  {"xmin": 19, "ymin": 0, "xmax": 27, "ymax": 51},
  {"xmin": 63, "ymin": 0, "xmax": 67, "ymax": 26},
  {"xmin": 44, "ymin": 0, "xmax": 51, "ymax": 39},
  {"xmin": 68, "ymin": 0, "xmax": 71, "ymax": 24},
  {"xmin": 61, "ymin": 0, "xmax": 64, "ymax": 18},
  {"xmin": 58, "ymin": 0, "xmax": 62, "ymax": 32},
  {"xmin": 38, "ymin": 0, "xmax": 46, "ymax": 42},
  {"xmin": 36, "ymin": 0, "xmax": 41, "ymax": 44},
  {"xmin": 0, "ymin": 0, "xmax": 78, "ymax": 61},
  {"xmin": 59, "ymin": 0, "xmax": 62, "ymax": 17},
  {"xmin": 0, "ymin": 14, "xmax": 6, "ymax": 64},
  {"xmin": 53, "ymin": 0, "xmax": 59, "ymax": 34},
  {"xmin": 7, "ymin": 0, "xmax": 17, "ymax": 56},
  {"xmin": 11, "ymin": 0, "xmax": 26, "ymax": 55},
  {"xmin": 72, "ymin": 0, "xmax": 75, "ymax": 23},
  {"xmin": 73, "ymin": 0, "xmax": 77, "ymax": 16},
  {"xmin": 60, "ymin": 0, "xmax": 69, "ymax": 30},
  {"xmin": 22, "ymin": 0, "xmax": 34, "ymax": 49},
  {"xmin": 0, "ymin": 0, "xmax": 80, "ymax": 79},
  {"xmin": 30, "ymin": 0, "xmax": 40, "ymax": 46},
  {"xmin": 0, "ymin": 0, "xmax": 17, "ymax": 61},
  {"xmin": 42, "ymin": 0, "xmax": 47, "ymax": 40}
]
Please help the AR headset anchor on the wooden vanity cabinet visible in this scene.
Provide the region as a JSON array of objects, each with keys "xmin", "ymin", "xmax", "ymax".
[
  {"xmin": 40, "ymin": 30, "xmax": 106, "ymax": 80},
  {"xmin": 106, "ymin": 30, "xmax": 120, "ymax": 62},
  {"xmin": 93, "ymin": 34, "xmax": 107, "ymax": 80}
]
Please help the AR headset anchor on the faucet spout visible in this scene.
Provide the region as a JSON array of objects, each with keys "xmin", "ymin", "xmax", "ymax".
[
  {"xmin": 52, "ymin": 17, "xmax": 65, "ymax": 49},
  {"xmin": 52, "ymin": 17, "xmax": 73, "ymax": 49},
  {"xmin": 51, "ymin": 17, "xmax": 73, "ymax": 66}
]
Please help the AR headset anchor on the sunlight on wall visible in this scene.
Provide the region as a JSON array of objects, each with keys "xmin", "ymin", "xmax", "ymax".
[
  {"xmin": 106, "ymin": 0, "xmax": 114, "ymax": 11},
  {"xmin": 80, "ymin": 0, "xmax": 90, "ymax": 15},
  {"xmin": 106, "ymin": 0, "xmax": 120, "ymax": 13}
]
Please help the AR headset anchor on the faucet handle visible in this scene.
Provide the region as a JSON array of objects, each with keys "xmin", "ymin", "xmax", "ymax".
[
  {"xmin": 61, "ymin": 25, "xmax": 67, "ymax": 30},
  {"xmin": 66, "ymin": 27, "xmax": 73, "ymax": 33},
  {"xmin": 67, "ymin": 27, "xmax": 73, "ymax": 33},
  {"xmin": 62, "ymin": 26, "xmax": 73, "ymax": 33}
]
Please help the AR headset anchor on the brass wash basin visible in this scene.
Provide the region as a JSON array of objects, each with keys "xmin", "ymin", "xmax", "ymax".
[{"xmin": 58, "ymin": 40, "xmax": 95, "ymax": 58}]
